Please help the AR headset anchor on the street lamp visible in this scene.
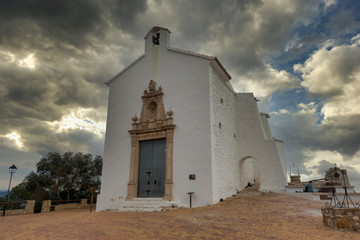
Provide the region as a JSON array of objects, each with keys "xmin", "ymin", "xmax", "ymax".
[{"xmin": 2, "ymin": 164, "xmax": 17, "ymax": 217}]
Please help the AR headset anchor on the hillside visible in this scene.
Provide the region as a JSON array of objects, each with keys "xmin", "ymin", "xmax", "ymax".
[
  {"xmin": 1, "ymin": 192, "xmax": 358, "ymax": 239},
  {"xmin": 0, "ymin": 191, "xmax": 8, "ymax": 198}
]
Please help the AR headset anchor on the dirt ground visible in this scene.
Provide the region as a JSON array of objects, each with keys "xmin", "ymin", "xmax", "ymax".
[{"xmin": 0, "ymin": 192, "xmax": 357, "ymax": 240}]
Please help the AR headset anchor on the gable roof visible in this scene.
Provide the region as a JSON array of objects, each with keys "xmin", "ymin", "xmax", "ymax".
[
  {"xmin": 168, "ymin": 47, "xmax": 231, "ymax": 80},
  {"xmin": 105, "ymin": 32, "xmax": 232, "ymax": 86},
  {"xmin": 105, "ymin": 48, "xmax": 231, "ymax": 86}
]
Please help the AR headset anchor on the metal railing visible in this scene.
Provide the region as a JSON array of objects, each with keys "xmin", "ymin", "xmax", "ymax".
[
  {"xmin": 50, "ymin": 199, "xmax": 82, "ymax": 205},
  {"xmin": 325, "ymin": 166, "xmax": 359, "ymax": 208},
  {"xmin": 0, "ymin": 201, "xmax": 27, "ymax": 210}
]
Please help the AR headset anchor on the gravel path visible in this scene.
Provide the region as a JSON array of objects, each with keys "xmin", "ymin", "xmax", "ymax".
[{"xmin": 1, "ymin": 192, "xmax": 357, "ymax": 239}]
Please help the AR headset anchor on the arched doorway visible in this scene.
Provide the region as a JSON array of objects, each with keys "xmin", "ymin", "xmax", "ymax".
[{"xmin": 240, "ymin": 157, "xmax": 260, "ymax": 189}]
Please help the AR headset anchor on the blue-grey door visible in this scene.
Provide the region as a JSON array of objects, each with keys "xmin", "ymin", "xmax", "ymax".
[{"xmin": 138, "ymin": 138, "xmax": 166, "ymax": 198}]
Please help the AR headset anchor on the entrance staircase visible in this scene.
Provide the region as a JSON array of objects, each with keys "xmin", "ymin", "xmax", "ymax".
[{"xmin": 120, "ymin": 198, "xmax": 182, "ymax": 212}]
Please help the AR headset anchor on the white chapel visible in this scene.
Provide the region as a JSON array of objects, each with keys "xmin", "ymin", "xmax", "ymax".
[{"xmin": 96, "ymin": 27, "xmax": 287, "ymax": 211}]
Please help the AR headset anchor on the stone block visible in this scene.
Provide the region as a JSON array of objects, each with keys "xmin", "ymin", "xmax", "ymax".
[
  {"xmin": 41, "ymin": 200, "xmax": 52, "ymax": 213},
  {"xmin": 322, "ymin": 206, "xmax": 360, "ymax": 231}
]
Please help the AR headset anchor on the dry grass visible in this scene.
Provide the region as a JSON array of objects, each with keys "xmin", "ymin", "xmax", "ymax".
[{"xmin": 1, "ymin": 192, "xmax": 357, "ymax": 240}]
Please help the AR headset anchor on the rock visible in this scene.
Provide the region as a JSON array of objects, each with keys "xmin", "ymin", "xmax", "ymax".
[{"xmin": 352, "ymin": 222, "xmax": 359, "ymax": 231}]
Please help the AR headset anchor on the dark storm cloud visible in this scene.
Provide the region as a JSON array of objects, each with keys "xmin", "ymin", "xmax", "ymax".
[
  {"xmin": 110, "ymin": 0, "xmax": 147, "ymax": 33},
  {"xmin": 0, "ymin": 0, "xmax": 105, "ymax": 49},
  {"xmin": 270, "ymin": 111, "xmax": 360, "ymax": 182},
  {"xmin": 0, "ymin": 60, "xmax": 107, "ymax": 155},
  {"xmin": 320, "ymin": 115, "xmax": 360, "ymax": 156},
  {"xmin": 0, "ymin": 64, "xmax": 61, "ymax": 122},
  {"xmin": 163, "ymin": 0, "xmax": 321, "ymax": 88},
  {"xmin": 0, "ymin": 0, "xmax": 134, "ymax": 156},
  {"xmin": 312, "ymin": 160, "xmax": 334, "ymax": 177},
  {"xmin": 270, "ymin": 109, "xmax": 360, "ymax": 160},
  {"xmin": 28, "ymin": 127, "xmax": 104, "ymax": 156},
  {"xmin": 167, "ymin": 0, "xmax": 266, "ymax": 72}
]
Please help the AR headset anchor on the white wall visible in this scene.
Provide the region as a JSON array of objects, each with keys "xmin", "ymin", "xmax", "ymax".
[
  {"xmin": 260, "ymin": 114, "xmax": 272, "ymax": 140},
  {"xmin": 275, "ymin": 139, "xmax": 287, "ymax": 181},
  {"xmin": 235, "ymin": 93, "xmax": 287, "ymax": 192},
  {"xmin": 209, "ymin": 65, "xmax": 240, "ymax": 202},
  {"xmin": 96, "ymin": 54, "xmax": 151, "ymax": 211},
  {"xmin": 160, "ymin": 50, "xmax": 214, "ymax": 207}
]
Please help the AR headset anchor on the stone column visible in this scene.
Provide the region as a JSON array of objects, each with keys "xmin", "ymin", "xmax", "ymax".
[
  {"xmin": 126, "ymin": 136, "xmax": 139, "ymax": 200},
  {"xmin": 164, "ymin": 129, "xmax": 174, "ymax": 201},
  {"xmin": 41, "ymin": 200, "xmax": 52, "ymax": 213},
  {"xmin": 25, "ymin": 200, "xmax": 35, "ymax": 214}
]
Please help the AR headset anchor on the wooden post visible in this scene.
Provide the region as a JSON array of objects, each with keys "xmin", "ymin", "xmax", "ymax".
[{"xmin": 90, "ymin": 186, "xmax": 95, "ymax": 213}]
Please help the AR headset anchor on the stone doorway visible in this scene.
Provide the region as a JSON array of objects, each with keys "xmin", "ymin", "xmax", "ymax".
[{"xmin": 126, "ymin": 80, "xmax": 175, "ymax": 201}]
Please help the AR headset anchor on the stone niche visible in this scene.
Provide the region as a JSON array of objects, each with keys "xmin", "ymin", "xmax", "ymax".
[{"xmin": 321, "ymin": 207, "xmax": 360, "ymax": 231}]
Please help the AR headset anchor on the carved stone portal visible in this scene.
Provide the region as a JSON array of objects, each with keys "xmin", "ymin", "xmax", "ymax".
[{"xmin": 126, "ymin": 80, "xmax": 175, "ymax": 201}]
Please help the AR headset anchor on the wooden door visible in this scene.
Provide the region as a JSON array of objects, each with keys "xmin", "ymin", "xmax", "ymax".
[{"xmin": 137, "ymin": 138, "xmax": 166, "ymax": 198}]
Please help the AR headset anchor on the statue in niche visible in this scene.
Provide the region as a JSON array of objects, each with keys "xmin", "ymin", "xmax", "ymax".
[
  {"xmin": 149, "ymin": 79, "xmax": 156, "ymax": 92},
  {"xmin": 148, "ymin": 101, "xmax": 157, "ymax": 121},
  {"xmin": 136, "ymin": 80, "xmax": 169, "ymax": 124}
]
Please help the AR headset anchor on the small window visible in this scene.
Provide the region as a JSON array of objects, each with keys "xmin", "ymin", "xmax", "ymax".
[
  {"xmin": 219, "ymin": 122, "xmax": 222, "ymax": 128},
  {"xmin": 233, "ymin": 133, "xmax": 236, "ymax": 138},
  {"xmin": 220, "ymin": 98, "xmax": 223, "ymax": 103}
]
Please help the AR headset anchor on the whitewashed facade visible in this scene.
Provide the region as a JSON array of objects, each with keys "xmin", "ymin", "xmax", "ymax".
[{"xmin": 96, "ymin": 27, "xmax": 287, "ymax": 211}]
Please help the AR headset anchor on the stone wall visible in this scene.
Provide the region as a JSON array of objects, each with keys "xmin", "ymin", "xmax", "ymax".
[
  {"xmin": 321, "ymin": 206, "xmax": 360, "ymax": 231},
  {"xmin": 210, "ymin": 64, "xmax": 238, "ymax": 202},
  {"xmin": 41, "ymin": 200, "xmax": 52, "ymax": 213},
  {"xmin": 54, "ymin": 199, "xmax": 88, "ymax": 211},
  {"xmin": 42, "ymin": 199, "xmax": 88, "ymax": 213},
  {"xmin": 4, "ymin": 200, "xmax": 35, "ymax": 216}
]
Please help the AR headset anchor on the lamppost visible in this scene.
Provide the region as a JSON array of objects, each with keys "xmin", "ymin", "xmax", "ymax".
[{"xmin": 2, "ymin": 164, "xmax": 17, "ymax": 217}]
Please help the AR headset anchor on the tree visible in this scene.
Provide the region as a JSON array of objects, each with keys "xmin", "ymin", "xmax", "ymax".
[
  {"xmin": 10, "ymin": 152, "xmax": 102, "ymax": 203},
  {"xmin": 61, "ymin": 152, "xmax": 102, "ymax": 200},
  {"xmin": 36, "ymin": 152, "xmax": 66, "ymax": 199}
]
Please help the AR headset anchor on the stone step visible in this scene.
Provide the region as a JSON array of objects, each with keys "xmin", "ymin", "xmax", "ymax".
[
  {"xmin": 119, "ymin": 207, "xmax": 163, "ymax": 212},
  {"xmin": 121, "ymin": 199, "xmax": 182, "ymax": 212},
  {"xmin": 132, "ymin": 198, "xmax": 164, "ymax": 202},
  {"xmin": 124, "ymin": 203, "xmax": 172, "ymax": 208}
]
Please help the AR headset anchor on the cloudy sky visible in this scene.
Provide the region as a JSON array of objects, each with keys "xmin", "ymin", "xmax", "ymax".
[{"xmin": 1, "ymin": 0, "xmax": 360, "ymax": 190}]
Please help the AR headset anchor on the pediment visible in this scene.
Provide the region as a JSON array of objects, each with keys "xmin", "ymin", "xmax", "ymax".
[{"xmin": 129, "ymin": 80, "xmax": 175, "ymax": 134}]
